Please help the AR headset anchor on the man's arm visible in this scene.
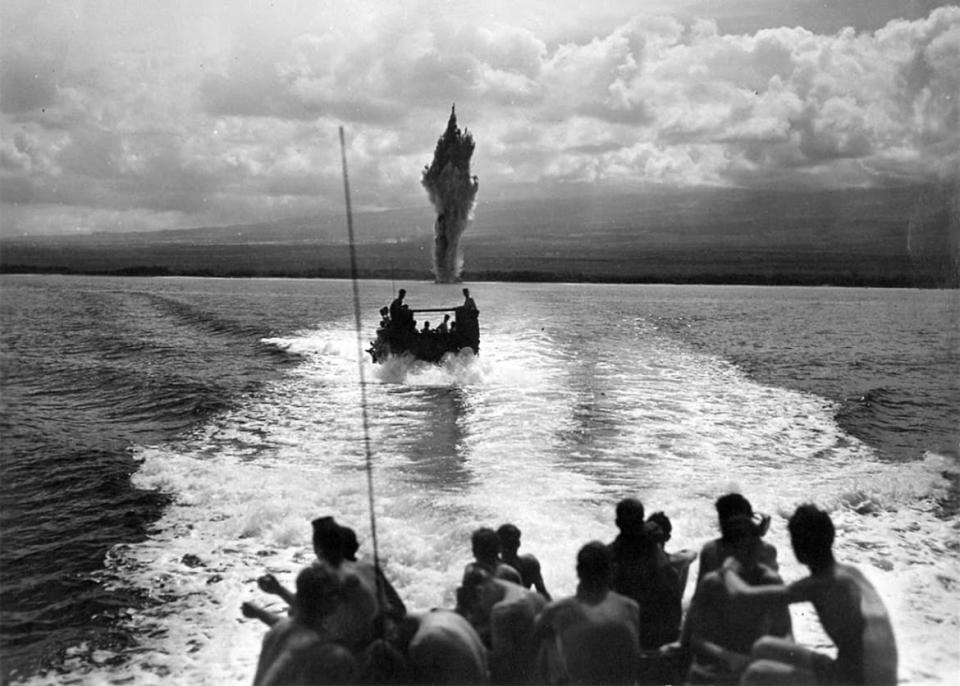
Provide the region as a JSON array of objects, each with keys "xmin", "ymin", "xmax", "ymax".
[
  {"xmin": 526, "ymin": 556, "xmax": 551, "ymax": 601},
  {"xmin": 242, "ymin": 601, "xmax": 282, "ymax": 627},
  {"xmin": 258, "ymin": 574, "xmax": 296, "ymax": 608},
  {"xmin": 720, "ymin": 559, "xmax": 793, "ymax": 609}
]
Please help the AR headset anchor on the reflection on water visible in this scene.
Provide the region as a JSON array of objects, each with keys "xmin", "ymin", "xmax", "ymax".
[{"xmin": 384, "ymin": 385, "xmax": 474, "ymax": 493}]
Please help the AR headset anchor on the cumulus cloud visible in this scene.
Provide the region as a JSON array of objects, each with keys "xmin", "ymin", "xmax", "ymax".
[{"xmin": 1, "ymin": 1, "xmax": 958, "ymax": 235}]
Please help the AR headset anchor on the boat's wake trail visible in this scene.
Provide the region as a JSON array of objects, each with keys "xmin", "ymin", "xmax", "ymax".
[{"xmin": 374, "ymin": 348, "xmax": 486, "ymax": 386}]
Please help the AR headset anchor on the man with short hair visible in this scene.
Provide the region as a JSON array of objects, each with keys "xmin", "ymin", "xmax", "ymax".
[
  {"xmin": 696, "ymin": 492, "xmax": 778, "ymax": 588},
  {"xmin": 463, "ymin": 527, "xmax": 522, "ymax": 586},
  {"xmin": 252, "ymin": 564, "xmax": 357, "ymax": 685},
  {"xmin": 685, "ymin": 515, "xmax": 792, "ymax": 684},
  {"xmin": 458, "ymin": 569, "xmax": 546, "ymax": 684},
  {"xmin": 723, "ymin": 504, "xmax": 897, "ymax": 686},
  {"xmin": 534, "ymin": 541, "xmax": 640, "ymax": 685},
  {"xmin": 497, "ymin": 524, "xmax": 551, "ymax": 600},
  {"xmin": 608, "ymin": 498, "xmax": 682, "ymax": 649}
]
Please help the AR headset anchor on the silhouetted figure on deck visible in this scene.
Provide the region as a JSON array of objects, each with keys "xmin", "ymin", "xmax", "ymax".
[
  {"xmin": 497, "ymin": 524, "xmax": 551, "ymax": 600},
  {"xmin": 647, "ymin": 511, "xmax": 697, "ymax": 598},
  {"xmin": 390, "ymin": 289, "xmax": 406, "ymax": 323},
  {"xmin": 422, "ymin": 321, "xmax": 432, "ymax": 334},
  {"xmin": 695, "ymin": 493, "xmax": 777, "ymax": 589},
  {"xmin": 724, "ymin": 504, "xmax": 897, "ymax": 686},
  {"xmin": 256, "ymin": 517, "xmax": 406, "ymax": 652},
  {"xmin": 438, "ymin": 314, "xmax": 451, "ymax": 334},
  {"xmin": 607, "ymin": 498, "xmax": 682, "ymax": 650},
  {"xmin": 685, "ymin": 515, "xmax": 792, "ymax": 685},
  {"xmin": 252, "ymin": 564, "xmax": 357, "ymax": 685},
  {"xmin": 462, "ymin": 288, "xmax": 477, "ymax": 312},
  {"xmin": 461, "ymin": 527, "xmax": 522, "ymax": 587},
  {"xmin": 458, "ymin": 568, "xmax": 546, "ymax": 684},
  {"xmin": 396, "ymin": 609, "xmax": 489, "ymax": 685},
  {"xmin": 533, "ymin": 541, "xmax": 640, "ymax": 685}
]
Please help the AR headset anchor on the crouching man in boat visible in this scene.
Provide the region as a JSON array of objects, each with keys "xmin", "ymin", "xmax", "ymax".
[
  {"xmin": 458, "ymin": 568, "xmax": 547, "ymax": 684},
  {"xmin": 396, "ymin": 608, "xmax": 490, "ymax": 685},
  {"xmin": 722, "ymin": 503, "xmax": 897, "ymax": 686},
  {"xmin": 533, "ymin": 541, "xmax": 640, "ymax": 685},
  {"xmin": 252, "ymin": 564, "xmax": 357, "ymax": 685}
]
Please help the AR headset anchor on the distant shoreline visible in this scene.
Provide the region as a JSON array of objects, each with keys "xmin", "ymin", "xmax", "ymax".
[{"xmin": 0, "ymin": 264, "xmax": 946, "ymax": 288}]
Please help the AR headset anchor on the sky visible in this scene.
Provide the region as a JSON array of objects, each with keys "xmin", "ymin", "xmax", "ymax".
[{"xmin": 1, "ymin": 0, "xmax": 958, "ymax": 236}]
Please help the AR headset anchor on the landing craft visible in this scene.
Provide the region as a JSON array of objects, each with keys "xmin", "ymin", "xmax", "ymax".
[{"xmin": 367, "ymin": 303, "xmax": 479, "ymax": 364}]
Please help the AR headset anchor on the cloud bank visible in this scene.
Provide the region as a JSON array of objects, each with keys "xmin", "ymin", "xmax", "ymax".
[{"xmin": 1, "ymin": 1, "xmax": 957, "ymax": 235}]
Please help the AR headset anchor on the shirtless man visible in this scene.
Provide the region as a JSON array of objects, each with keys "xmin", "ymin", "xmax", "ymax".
[
  {"xmin": 251, "ymin": 564, "xmax": 356, "ymax": 685},
  {"xmin": 608, "ymin": 498, "xmax": 682, "ymax": 649},
  {"xmin": 398, "ymin": 608, "xmax": 489, "ymax": 685},
  {"xmin": 497, "ymin": 524, "xmax": 551, "ymax": 600},
  {"xmin": 459, "ymin": 569, "xmax": 547, "ymax": 684},
  {"xmin": 462, "ymin": 527, "xmax": 522, "ymax": 586},
  {"xmin": 646, "ymin": 511, "xmax": 697, "ymax": 597},
  {"xmin": 257, "ymin": 517, "xmax": 406, "ymax": 650},
  {"xmin": 723, "ymin": 504, "xmax": 897, "ymax": 686},
  {"xmin": 533, "ymin": 541, "xmax": 640, "ymax": 685},
  {"xmin": 696, "ymin": 493, "xmax": 778, "ymax": 588},
  {"xmin": 685, "ymin": 515, "xmax": 792, "ymax": 685}
]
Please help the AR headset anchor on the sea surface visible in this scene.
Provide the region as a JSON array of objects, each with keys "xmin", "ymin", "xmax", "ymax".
[{"xmin": 1, "ymin": 275, "xmax": 958, "ymax": 685}]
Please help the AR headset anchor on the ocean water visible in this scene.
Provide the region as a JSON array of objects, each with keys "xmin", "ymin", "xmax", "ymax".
[{"xmin": 0, "ymin": 275, "xmax": 957, "ymax": 685}]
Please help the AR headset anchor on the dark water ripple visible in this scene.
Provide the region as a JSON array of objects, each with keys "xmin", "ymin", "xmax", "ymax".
[{"xmin": 0, "ymin": 277, "xmax": 308, "ymax": 680}]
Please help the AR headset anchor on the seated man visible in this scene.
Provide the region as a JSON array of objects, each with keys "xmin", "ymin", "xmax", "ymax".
[
  {"xmin": 459, "ymin": 569, "xmax": 547, "ymax": 685},
  {"xmin": 608, "ymin": 498, "xmax": 682, "ymax": 649},
  {"xmin": 251, "ymin": 564, "xmax": 356, "ymax": 686},
  {"xmin": 398, "ymin": 608, "xmax": 489, "ymax": 685},
  {"xmin": 497, "ymin": 523, "xmax": 551, "ymax": 600},
  {"xmin": 696, "ymin": 493, "xmax": 777, "ymax": 588},
  {"xmin": 462, "ymin": 527, "xmax": 522, "ymax": 586},
  {"xmin": 723, "ymin": 504, "xmax": 897, "ymax": 686},
  {"xmin": 647, "ymin": 511, "xmax": 698, "ymax": 598},
  {"xmin": 534, "ymin": 541, "xmax": 640, "ymax": 685},
  {"xmin": 257, "ymin": 517, "xmax": 406, "ymax": 650},
  {"xmin": 685, "ymin": 515, "xmax": 792, "ymax": 685}
]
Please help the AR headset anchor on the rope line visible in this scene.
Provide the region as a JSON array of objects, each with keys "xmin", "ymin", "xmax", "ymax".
[{"xmin": 338, "ymin": 126, "xmax": 383, "ymax": 590}]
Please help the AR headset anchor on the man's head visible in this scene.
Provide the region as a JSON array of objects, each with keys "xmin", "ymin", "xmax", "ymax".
[
  {"xmin": 720, "ymin": 515, "xmax": 763, "ymax": 566},
  {"xmin": 647, "ymin": 511, "xmax": 672, "ymax": 544},
  {"xmin": 340, "ymin": 526, "xmax": 359, "ymax": 562},
  {"xmin": 576, "ymin": 541, "xmax": 613, "ymax": 586},
  {"xmin": 463, "ymin": 288, "xmax": 470, "ymax": 296},
  {"xmin": 471, "ymin": 527, "xmax": 501, "ymax": 563},
  {"xmin": 312, "ymin": 516, "xmax": 345, "ymax": 565},
  {"xmin": 398, "ymin": 288, "xmax": 406, "ymax": 297},
  {"xmin": 615, "ymin": 498, "xmax": 645, "ymax": 534},
  {"xmin": 715, "ymin": 493, "xmax": 753, "ymax": 525},
  {"xmin": 788, "ymin": 504, "xmax": 835, "ymax": 566},
  {"xmin": 497, "ymin": 524, "xmax": 521, "ymax": 557},
  {"xmin": 295, "ymin": 562, "xmax": 341, "ymax": 623}
]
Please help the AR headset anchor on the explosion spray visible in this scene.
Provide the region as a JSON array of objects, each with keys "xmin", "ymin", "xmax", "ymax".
[{"xmin": 422, "ymin": 105, "xmax": 479, "ymax": 283}]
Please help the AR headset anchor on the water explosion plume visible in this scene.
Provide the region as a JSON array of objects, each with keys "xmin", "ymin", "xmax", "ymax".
[{"xmin": 422, "ymin": 105, "xmax": 479, "ymax": 283}]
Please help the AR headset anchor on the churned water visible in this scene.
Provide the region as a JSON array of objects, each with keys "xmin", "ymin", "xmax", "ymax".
[{"xmin": 1, "ymin": 275, "xmax": 957, "ymax": 684}]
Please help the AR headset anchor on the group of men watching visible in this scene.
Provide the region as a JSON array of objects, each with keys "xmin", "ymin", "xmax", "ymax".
[{"xmin": 242, "ymin": 497, "xmax": 897, "ymax": 685}]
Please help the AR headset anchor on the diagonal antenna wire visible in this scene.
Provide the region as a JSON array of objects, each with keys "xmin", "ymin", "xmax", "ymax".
[{"xmin": 338, "ymin": 126, "xmax": 382, "ymax": 586}]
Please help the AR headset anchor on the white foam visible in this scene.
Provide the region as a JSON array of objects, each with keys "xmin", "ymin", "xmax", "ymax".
[{"xmin": 30, "ymin": 325, "xmax": 960, "ymax": 685}]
